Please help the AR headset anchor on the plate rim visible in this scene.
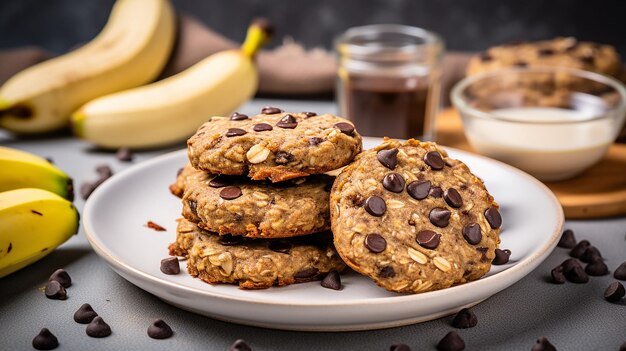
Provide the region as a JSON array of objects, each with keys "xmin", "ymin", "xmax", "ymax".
[{"xmin": 83, "ymin": 137, "xmax": 564, "ymax": 307}]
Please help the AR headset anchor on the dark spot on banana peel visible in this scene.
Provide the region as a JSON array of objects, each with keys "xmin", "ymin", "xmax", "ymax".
[
  {"xmin": 0, "ymin": 104, "xmax": 34, "ymax": 119},
  {"xmin": 31, "ymin": 210, "xmax": 43, "ymax": 216},
  {"xmin": 8, "ymin": 243, "xmax": 12, "ymax": 253}
]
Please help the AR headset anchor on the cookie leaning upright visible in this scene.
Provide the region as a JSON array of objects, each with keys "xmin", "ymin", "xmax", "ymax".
[
  {"xmin": 187, "ymin": 108, "xmax": 362, "ymax": 182},
  {"xmin": 331, "ymin": 139, "xmax": 502, "ymax": 294}
]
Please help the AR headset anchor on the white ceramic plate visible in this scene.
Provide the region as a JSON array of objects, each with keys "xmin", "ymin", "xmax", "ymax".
[{"xmin": 83, "ymin": 137, "xmax": 564, "ymax": 331}]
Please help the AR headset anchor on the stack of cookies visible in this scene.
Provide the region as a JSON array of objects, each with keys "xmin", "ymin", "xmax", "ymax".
[{"xmin": 168, "ymin": 107, "xmax": 363, "ymax": 289}]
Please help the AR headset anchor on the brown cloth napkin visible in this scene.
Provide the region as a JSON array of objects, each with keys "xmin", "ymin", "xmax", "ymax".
[{"xmin": 0, "ymin": 15, "xmax": 470, "ymax": 103}]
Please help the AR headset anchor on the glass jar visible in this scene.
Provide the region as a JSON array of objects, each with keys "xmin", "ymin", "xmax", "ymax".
[{"xmin": 335, "ymin": 25, "xmax": 444, "ymax": 140}]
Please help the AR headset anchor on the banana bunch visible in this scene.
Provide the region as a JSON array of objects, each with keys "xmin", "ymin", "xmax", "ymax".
[
  {"xmin": 0, "ymin": 146, "xmax": 74, "ymax": 200},
  {"xmin": 0, "ymin": 0, "xmax": 175, "ymax": 134},
  {"xmin": 72, "ymin": 20, "xmax": 274, "ymax": 149},
  {"xmin": 0, "ymin": 148, "xmax": 79, "ymax": 278},
  {"xmin": 0, "ymin": 189, "xmax": 79, "ymax": 278}
]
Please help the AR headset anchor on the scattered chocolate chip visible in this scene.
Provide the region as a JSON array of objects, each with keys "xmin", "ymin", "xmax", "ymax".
[
  {"xmin": 429, "ymin": 207, "xmax": 451, "ymax": 228},
  {"xmin": 364, "ymin": 195, "xmax": 386, "ymax": 217},
  {"xmin": 565, "ymin": 265, "xmax": 589, "ymax": 283},
  {"xmin": 145, "ymin": 221, "xmax": 166, "ymax": 231},
  {"xmin": 484, "ymin": 207, "xmax": 502, "ymax": 229},
  {"xmin": 226, "ymin": 128, "xmax": 247, "ymax": 137},
  {"xmin": 581, "ymin": 246, "xmax": 602, "ymax": 263},
  {"xmin": 390, "ymin": 344, "xmax": 412, "ymax": 351},
  {"xmin": 462, "ymin": 223, "xmax": 482, "ymax": 245},
  {"xmin": 407, "ymin": 180, "xmax": 431, "ymax": 200},
  {"xmin": 209, "ymin": 175, "xmax": 234, "ymax": 188},
  {"xmin": 308, "ymin": 136, "xmax": 324, "ymax": 145},
  {"xmin": 586, "ymin": 261, "xmax": 609, "ymax": 276},
  {"xmin": 444, "ymin": 188, "xmax": 463, "ymax": 208},
  {"xmin": 220, "ymin": 186, "xmax": 242, "ymax": 200},
  {"xmin": 437, "ymin": 331, "xmax": 465, "ymax": 351},
  {"xmin": 377, "ymin": 148, "xmax": 398, "ymax": 170},
  {"xmin": 416, "ymin": 230, "xmax": 441, "ymax": 250},
  {"xmin": 147, "ymin": 319, "xmax": 173, "ymax": 339},
  {"xmin": 538, "ymin": 48, "xmax": 555, "ymax": 56},
  {"xmin": 229, "ymin": 339, "xmax": 252, "ymax": 351},
  {"xmin": 160, "ymin": 257, "xmax": 180, "ymax": 275},
  {"xmin": 74, "ymin": 303, "xmax": 98, "ymax": 324},
  {"xmin": 557, "ymin": 229, "xmax": 577, "ymax": 248},
  {"xmin": 531, "ymin": 336, "xmax": 556, "ymax": 351},
  {"xmin": 570, "ymin": 240, "xmax": 590, "ymax": 258},
  {"xmin": 451, "ymin": 308, "xmax": 477, "ymax": 329},
  {"xmin": 276, "ymin": 114, "xmax": 297, "ymax": 129},
  {"xmin": 423, "ymin": 151, "xmax": 445, "ymax": 170},
  {"xmin": 275, "ymin": 151, "xmax": 295, "ymax": 164},
  {"xmin": 188, "ymin": 199, "xmax": 198, "ymax": 214},
  {"xmin": 492, "ymin": 249, "xmax": 511, "ymax": 265},
  {"xmin": 230, "ymin": 112, "xmax": 248, "ymax": 121},
  {"xmin": 252, "ymin": 123, "xmax": 273, "ymax": 132},
  {"xmin": 219, "ymin": 234, "xmax": 244, "ymax": 246},
  {"xmin": 383, "ymin": 173, "xmax": 405, "ymax": 193},
  {"xmin": 605, "ymin": 281, "xmax": 626, "ymax": 302},
  {"xmin": 561, "ymin": 258, "xmax": 581, "ymax": 274},
  {"xmin": 294, "ymin": 267, "xmax": 319, "ymax": 279},
  {"xmin": 261, "ymin": 106, "xmax": 282, "ymax": 114},
  {"xmin": 32, "ymin": 328, "xmax": 59, "ymax": 350},
  {"xmin": 551, "ymin": 266, "xmax": 566, "ymax": 284},
  {"xmin": 45, "ymin": 157, "xmax": 54, "ymax": 164},
  {"xmin": 614, "ymin": 262, "xmax": 626, "ymax": 280},
  {"xmin": 44, "ymin": 281, "xmax": 67, "ymax": 300},
  {"xmin": 96, "ymin": 165, "xmax": 113, "ymax": 179},
  {"xmin": 116, "ymin": 147, "xmax": 133, "ymax": 162},
  {"xmin": 303, "ymin": 111, "xmax": 317, "ymax": 118},
  {"xmin": 379, "ymin": 266, "xmax": 395, "ymax": 278},
  {"xmin": 365, "ymin": 233, "xmax": 387, "ymax": 253},
  {"xmin": 429, "ymin": 186, "xmax": 443, "ymax": 198},
  {"xmin": 334, "ymin": 122, "xmax": 355, "ymax": 136},
  {"xmin": 80, "ymin": 183, "xmax": 96, "ymax": 200},
  {"xmin": 48, "ymin": 269, "xmax": 71, "ymax": 288},
  {"xmin": 321, "ymin": 271, "xmax": 341, "ymax": 290},
  {"xmin": 268, "ymin": 241, "xmax": 291, "ymax": 253},
  {"xmin": 86, "ymin": 316, "xmax": 112, "ymax": 338}
]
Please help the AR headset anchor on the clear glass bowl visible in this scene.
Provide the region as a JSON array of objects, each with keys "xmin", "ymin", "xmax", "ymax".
[{"xmin": 451, "ymin": 67, "xmax": 626, "ymax": 181}]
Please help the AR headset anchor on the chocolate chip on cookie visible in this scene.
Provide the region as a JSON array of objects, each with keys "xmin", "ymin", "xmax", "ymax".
[
  {"xmin": 383, "ymin": 173, "xmax": 406, "ymax": 193},
  {"xmin": 407, "ymin": 180, "xmax": 431, "ymax": 200},
  {"xmin": 365, "ymin": 234, "xmax": 387, "ymax": 253},
  {"xmin": 377, "ymin": 148, "xmax": 398, "ymax": 170},
  {"xmin": 226, "ymin": 128, "xmax": 247, "ymax": 137},
  {"xmin": 424, "ymin": 151, "xmax": 444, "ymax": 170},
  {"xmin": 252, "ymin": 123, "xmax": 273, "ymax": 132},
  {"xmin": 364, "ymin": 195, "xmax": 386, "ymax": 217},
  {"xmin": 276, "ymin": 114, "xmax": 298, "ymax": 129},
  {"xmin": 261, "ymin": 106, "xmax": 282, "ymax": 114},
  {"xmin": 416, "ymin": 230, "xmax": 441, "ymax": 249},
  {"xmin": 230, "ymin": 112, "xmax": 249, "ymax": 121},
  {"xmin": 462, "ymin": 223, "xmax": 482, "ymax": 245},
  {"xmin": 220, "ymin": 186, "xmax": 243, "ymax": 200},
  {"xmin": 429, "ymin": 207, "xmax": 451, "ymax": 228},
  {"xmin": 334, "ymin": 122, "xmax": 355, "ymax": 136}
]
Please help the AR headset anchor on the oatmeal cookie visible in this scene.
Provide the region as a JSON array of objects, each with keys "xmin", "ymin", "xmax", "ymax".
[
  {"xmin": 467, "ymin": 37, "xmax": 621, "ymax": 77},
  {"xmin": 187, "ymin": 108, "xmax": 362, "ymax": 182},
  {"xmin": 178, "ymin": 164, "xmax": 333, "ymax": 238},
  {"xmin": 330, "ymin": 139, "xmax": 502, "ymax": 294},
  {"xmin": 170, "ymin": 218, "xmax": 346, "ymax": 289}
]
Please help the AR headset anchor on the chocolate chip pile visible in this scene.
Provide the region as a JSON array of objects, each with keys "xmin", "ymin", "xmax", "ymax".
[{"xmin": 35, "ymin": 268, "xmax": 175, "ymax": 350}]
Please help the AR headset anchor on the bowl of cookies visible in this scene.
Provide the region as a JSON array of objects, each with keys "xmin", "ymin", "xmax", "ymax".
[{"xmin": 452, "ymin": 66, "xmax": 626, "ymax": 181}]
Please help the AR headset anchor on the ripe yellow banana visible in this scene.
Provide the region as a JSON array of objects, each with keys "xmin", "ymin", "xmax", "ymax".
[
  {"xmin": 72, "ymin": 20, "xmax": 273, "ymax": 149},
  {"xmin": 0, "ymin": 188, "xmax": 79, "ymax": 278},
  {"xmin": 0, "ymin": 0, "xmax": 175, "ymax": 134},
  {"xmin": 0, "ymin": 146, "xmax": 74, "ymax": 200}
]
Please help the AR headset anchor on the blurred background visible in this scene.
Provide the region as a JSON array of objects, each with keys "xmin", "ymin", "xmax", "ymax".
[{"xmin": 2, "ymin": 0, "xmax": 625, "ymax": 55}]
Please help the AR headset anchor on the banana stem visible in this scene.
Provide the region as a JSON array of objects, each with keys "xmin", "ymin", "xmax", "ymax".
[{"xmin": 241, "ymin": 18, "xmax": 274, "ymax": 58}]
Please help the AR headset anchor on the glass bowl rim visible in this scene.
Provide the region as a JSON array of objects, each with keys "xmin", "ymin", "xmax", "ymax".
[{"xmin": 451, "ymin": 66, "xmax": 626, "ymax": 125}]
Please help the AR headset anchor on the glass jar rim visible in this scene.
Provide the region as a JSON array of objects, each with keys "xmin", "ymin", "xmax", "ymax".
[{"xmin": 335, "ymin": 24, "xmax": 443, "ymax": 61}]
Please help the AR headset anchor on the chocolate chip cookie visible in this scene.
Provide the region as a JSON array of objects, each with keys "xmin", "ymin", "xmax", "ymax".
[
  {"xmin": 171, "ymin": 218, "xmax": 346, "ymax": 289},
  {"xmin": 330, "ymin": 139, "xmax": 502, "ymax": 294},
  {"xmin": 187, "ymin": 109, "xmax": 362, "ymax": 182},
  {"xmin": 178, "ymin": 164, "xmax": 333, "ymax": 238},
  {"xmin": 467, "ymin": 37, "xmax": 621, "ymax": 77}
]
